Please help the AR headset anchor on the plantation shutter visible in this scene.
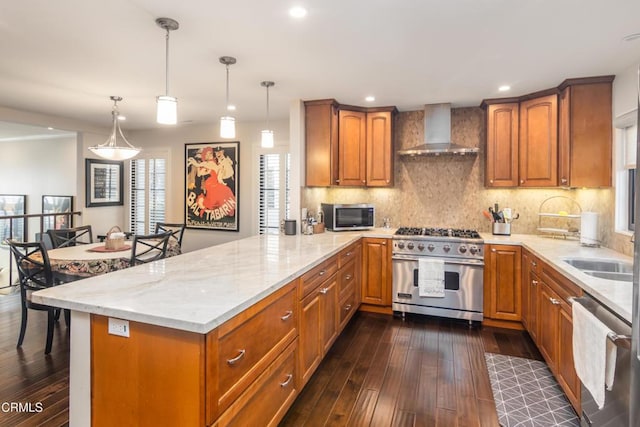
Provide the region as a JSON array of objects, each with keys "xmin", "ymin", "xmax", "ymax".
[
  {"xmin": 130, "ymin": 155, "xmax": 167, "ymax": 234},
  {"xmin": 259, "ymin": 153, "xmax": 290, "ymax": 235}
]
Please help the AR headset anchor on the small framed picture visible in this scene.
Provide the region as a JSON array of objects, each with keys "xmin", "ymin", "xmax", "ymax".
[
  {"xmin": 42, "ymin": 195, "xmax": 74, "ymax": 230},
  {"xmin": 0, "ymin": 194, "xmax": 27, "ymax": 243},
  {"xmin": 85, "ymin": 158, "xmax": 124, "ymax": 207},
  {"xmin": 185, "ymin": 141, "xmax": 239, "ymax": 231}
]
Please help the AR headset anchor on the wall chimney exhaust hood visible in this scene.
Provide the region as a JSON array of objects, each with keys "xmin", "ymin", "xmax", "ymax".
[{"xmin": 397, "ymin": 103, "xmax": 479, "ymax": 156}]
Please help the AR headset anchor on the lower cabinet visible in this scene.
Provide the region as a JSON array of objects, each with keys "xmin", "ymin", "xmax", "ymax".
[
  {"xmin": 521, "ymin": 249, "xmax": 540, "ymax": 342},
  {"xmin": 484, "ymin": 244, "xmax": 522, "ymax": 326},
  {"xmin": 360, "ymin": 237, "xmax": 391, "ymax": 311}
]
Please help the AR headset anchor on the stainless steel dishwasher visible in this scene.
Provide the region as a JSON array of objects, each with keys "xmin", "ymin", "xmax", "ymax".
[{"xmin": 571, "ymin": 295, "xmax": 632, "ymax": 427}]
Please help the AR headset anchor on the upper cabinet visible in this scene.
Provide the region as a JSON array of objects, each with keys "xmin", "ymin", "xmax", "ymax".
[
  {"xmin": 305, "ymin": 100, "xmax": 396, "ymax": 187},
  {"xmin": 482, "ymin": 76, "xmax": 613, "ymax": 189},
  {"xmin": 558, "ymin": 77, "xmax": 613, "ymax": 187}
]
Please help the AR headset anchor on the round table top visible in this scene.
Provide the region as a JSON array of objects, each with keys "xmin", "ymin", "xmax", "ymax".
[{"xmin": 47, "ymin": 242, "xmax": 132, "ymax": 261}]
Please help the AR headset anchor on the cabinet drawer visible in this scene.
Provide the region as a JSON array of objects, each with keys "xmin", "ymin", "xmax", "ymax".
[
  {"xmin": 339, "ymin": 283, "xmax": 357, "ymax": 330},
  {"xmin": 216, "ymin": 341, "xmax": 298, "ymax": 427},
  {"xmin": 300, "ymin": 256, "xmax": 338, "ymax": 299},
  {"xmin": 338, "ymin": 242, "xmax": 361, "ymax": 269},
  {"xmin": 540, "ymin": 261, "xmax": 583, "ymax": 308},
  {"xmin": 216, "ymin": 284, "xmax": 297, "ymax": 414},
  {"xmin": 337, "ymin": 259, "xmax": 357, "ymax": 298}
]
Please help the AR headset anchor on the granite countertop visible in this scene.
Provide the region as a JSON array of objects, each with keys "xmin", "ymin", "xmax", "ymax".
[
  {"xmin": 32, "ymin": 229, "xmax": 395, "ymax": 334},
  {"xmin": 482, "ymin": 233, "xmax": 633, "ymax": 323}
]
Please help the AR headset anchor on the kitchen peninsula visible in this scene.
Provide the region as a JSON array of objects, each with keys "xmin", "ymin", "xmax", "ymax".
[{"xmin": 32, "ymin": 230, "xmax": 393, "ymax": 426}]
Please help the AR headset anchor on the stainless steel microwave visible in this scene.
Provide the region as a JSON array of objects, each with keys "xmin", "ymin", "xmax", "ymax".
[{"xmin": 321, "ymin": 203, "xmax": 375, "ymax": 231}]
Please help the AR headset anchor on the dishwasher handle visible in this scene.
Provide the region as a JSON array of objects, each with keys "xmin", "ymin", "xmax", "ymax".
[{"xmin": 568, "ymin": 296, "xmax": 632, "ymax": 349}]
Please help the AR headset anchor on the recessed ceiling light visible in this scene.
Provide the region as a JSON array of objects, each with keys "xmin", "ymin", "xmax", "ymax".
[
  {"xmin": 289, "ymin": 6, "xmax": 307, "ymax": 18},
  {"xmin": 365, "ymin": 96, "xmax": 375, "ymax": 102},
  {"xmin": 227, "ymin": 105, "xmax": 236, "ymax": 111},
  {"xmin": 498, "ymin": 85, "xmax": 511, "ymax": 92},
  {"xmin": 47, "ymin": 127, "xmax": 54, "ymax": 130},
  {"xmin": 623, "ymin": 33, "xmax": 640, "ymax": 42}
]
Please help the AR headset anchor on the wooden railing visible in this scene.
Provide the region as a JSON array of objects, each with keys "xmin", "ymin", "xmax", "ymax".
[{"xmin": 0, "ymin": 211, "xmax": 83, "ymax": 289}]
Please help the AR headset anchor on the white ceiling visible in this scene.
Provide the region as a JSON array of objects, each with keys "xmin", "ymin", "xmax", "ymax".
[{"xmin": 1, "ymin": 0, "xmax": 640, "ymax": 131}]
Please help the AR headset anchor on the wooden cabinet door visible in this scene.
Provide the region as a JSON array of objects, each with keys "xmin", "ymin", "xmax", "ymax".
[
  {"xmin": 366, "ymin": 111, "xmax": 394, "ymax": 187},
  {"xmin": 361, "ymin": 238, "xmax": 391, "ymax": 306},
  {"xmin": 486, "ymin": 103, "xmax": 519, "ymax": 187},
  {"xmin": 558, "ymin": 80, "xmax": 613, "ymax": 187},
  {"xmin": 519, "ymin": 94, "xmax": 558, "ymax": 187},
  {"xmin": 486, "ymin": 244, "xmax": 522, "ymax": 321},
  {"xmin": 338, "ymin": 109, "xmax": 367, "ymax": 186},
  {"xmin": 558, "ymin": 305, "xmax": 581, "ymax": 413},
  {"xmin": 538, "ymin": 283, "xmax": 559, "ymax": 372},
  {"xmin": 305, "ymin": 99, "xmax": 339, "ymax": 186},
  {"xmin": 527, "ymin": 272, "xmax": 540, "ymax": 344},
  {"xmin": 299, "ymin": 290, "xmax": 322, "ymax": 386},
  {"xmin": 320, "ymin": 275, "xmax": 339, "ymax": 354}
]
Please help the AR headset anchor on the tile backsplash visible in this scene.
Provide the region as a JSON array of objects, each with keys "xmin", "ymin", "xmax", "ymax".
[{"xmin": 301, "ymin": 107, "xmax": 632, "ymax": 256}]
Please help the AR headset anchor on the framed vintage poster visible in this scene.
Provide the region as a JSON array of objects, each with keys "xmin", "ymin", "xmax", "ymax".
[
  {"xmin": 42, "ymin": 195, "xmax": 73, "ymax": 231},
  {"xmin": 85, "ymin": 158, "xmax": 123, "ymax": 207},
  {"xmin": 185, "ymin": 141, "xmax": 239, "ymax": 231},
  {"xmin": 0, "ymin": 194, "xmax": 27, "ymax": 243}
]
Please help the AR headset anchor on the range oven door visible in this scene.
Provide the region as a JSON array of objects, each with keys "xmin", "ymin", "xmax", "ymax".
[{"xmin": 392, "ymin": 254, "xmax": 484, "ymax": 321}]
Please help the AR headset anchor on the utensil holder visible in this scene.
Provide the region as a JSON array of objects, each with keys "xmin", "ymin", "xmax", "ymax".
[{"xmin": 492, "ymin": 223, "xmax": 511, "ymax": 236}]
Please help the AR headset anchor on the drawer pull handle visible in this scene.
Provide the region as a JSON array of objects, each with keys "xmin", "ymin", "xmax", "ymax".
[
  {"xmin": 227, "ymin": 349, "xmax": 246, "ymax": 365},
  {"xmin": 550, "ymin": 298, "xmax": 561, "ymax": 305},
  {"xmin": 346, "ymin": 251, "xmax": 352, "ymax": 257},
  {"xmin": 345, "ymin": 274, "xmax": 352, "ymax": 281},
  {"xmin": 532, "ymin": 280, "xmax": 538, "ymax": 285},
  {"xmin": 345, "ymin": 304, "xmax": 352, "ymax": 311},
  {"xmin": 319, "ymin": 270, "xmax": 326, "ymax": 276},
  {"xmin": 280, "ymin": 374, "xmax": 293, "ymax": 388},
  {"xmin": 280, "ymin": 310, "xmax": 293, "ymax": 321},
  {"xmin": 319, "ymin": 287, "xmax": 329, "ymax": 295},
  {"xmin": 531, "ymin": 261, "xmax": 537, "ymax": 267}
]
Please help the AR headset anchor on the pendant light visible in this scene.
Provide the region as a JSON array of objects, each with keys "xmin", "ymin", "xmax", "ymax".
[
  {"xmin": 219, "ymin": 56, "xmax": 237, "ymax": 138},
  {"xmin": 89, "ymin": 96, "xmax": 140, "ymax": 160},
  {"xmin": 260, "ymin": 81, "xmax": 275, "ymax": 148},
  {"xmin": 156, "ymin": 17, "xmax": 179, "ymax": 125}
]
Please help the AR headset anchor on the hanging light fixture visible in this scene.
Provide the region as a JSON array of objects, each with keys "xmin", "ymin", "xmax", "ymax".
[
  {"xmin": 219, "ymin": 56, "xmax": 237, "ymax": 138},
  {"xmin": 260, "ymin": 81, "xmax": 275, "ymax": 148},
  {"xmin": 89, "ymin": 96, "xmax": 141, "ymax": 160},
  {"xmin": 155, "ymin": 17, "xmax": 179, "ymax": 125}
]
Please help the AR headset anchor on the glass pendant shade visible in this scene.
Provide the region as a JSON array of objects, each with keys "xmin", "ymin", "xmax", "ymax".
[
  {"xmin": 156, "ymin": 95, "xmax": 177, "ymax": 125},
  {"xmin": 220, "ymin": 116, "xmax": 236, "ymax": 138},
  {"xmin": 261, "ymin": 130, "xmax": 274, "ymax": 148},
  {"xmin": 89, "ymin": 96, "xmax": 140, "ymax": 161}
]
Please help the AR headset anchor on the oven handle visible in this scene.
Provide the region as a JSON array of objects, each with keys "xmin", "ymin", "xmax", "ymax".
[{"xmin": 392, "ymin": 254, "xmax": 484, "ymax": 267}]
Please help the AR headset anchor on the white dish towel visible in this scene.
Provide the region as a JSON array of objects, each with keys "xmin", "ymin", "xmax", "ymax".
[
  {"xmin": 418, "ymin": 258, "xmax": 445, "ymax": 298},
  {"xmin": 572, "ymin": 300, "xmax": 617, "ymax": 410}
]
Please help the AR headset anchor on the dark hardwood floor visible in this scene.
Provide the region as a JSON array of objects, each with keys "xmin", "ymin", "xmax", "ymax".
[
  {"xmin": 280, "ymin": 312, "xmax": 541, "ymax": 427},
  {"xmin": 0, "ymin": 288, "xmax": 540, "ymax": 427},
  {"xmin": 0, "ymin": 289, "xmax": 69, "ymax": 427}
]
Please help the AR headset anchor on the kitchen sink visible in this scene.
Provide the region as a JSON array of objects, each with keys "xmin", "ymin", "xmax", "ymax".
[{"xmin": 562, "ymin": 257, "xmax": 633, "ymax": 282}]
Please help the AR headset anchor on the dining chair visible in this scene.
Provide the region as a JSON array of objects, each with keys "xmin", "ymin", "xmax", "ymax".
[
  {"xmin": 47, "ymin": 225, "xmax": 94, "ymax": 248},
  {"xmin": 154, "ymin": 222, "xmax": 186, "ymax": 247},
  {"xmin": 7, "ymin": 240, "xmax": 59, "ymax": 354},
  {"xmin": 130, "ymin": 231, "xmax": 172, "ymax": 266}
]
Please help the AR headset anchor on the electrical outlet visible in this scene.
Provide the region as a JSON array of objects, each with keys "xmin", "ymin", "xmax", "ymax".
[{"xmin": 108, "ymin": 317, "xmax": 130, "ymax": 337}]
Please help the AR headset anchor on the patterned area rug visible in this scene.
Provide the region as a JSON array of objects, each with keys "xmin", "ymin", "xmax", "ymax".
[{"xmin": 485, "ymin": 353, "xmax": 579, "ymax": 427}]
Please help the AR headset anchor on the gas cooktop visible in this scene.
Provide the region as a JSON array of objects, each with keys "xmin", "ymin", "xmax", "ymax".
[{"xmin": 395, "ymin": 227, "xmax": 481, "ymax": 239}]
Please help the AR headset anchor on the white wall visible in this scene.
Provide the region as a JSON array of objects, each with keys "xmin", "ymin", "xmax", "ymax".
[
  {"xmin": 613, "ymin": 62, "xmax": 639, "ymax": 117},
  {"xmin": 129, "ymin": 118, "xmax": 290, "ymax": 252}
]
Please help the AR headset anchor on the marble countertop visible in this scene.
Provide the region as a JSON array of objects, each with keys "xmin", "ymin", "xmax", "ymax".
[
  {"xmin": 32, "ymin": 229, "xmax": 394, "ymax": 334},
  {"xmin": 482, "ymin": 233, "xmax": 633, "ymax": 323}
]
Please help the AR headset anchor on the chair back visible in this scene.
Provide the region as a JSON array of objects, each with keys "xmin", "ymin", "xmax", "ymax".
[
  {"xmin": 130, "ymin": 232, "xmax": 172, "ymax": 266},
  {"xmin": 155, "ymin": 223, "xmax": 186, "ymax": 247},
  {"xmin": 7, "ymin": 240, "xmax": 55, "ymax": 300},
  {"xmin": 48, "ymin": 225, "xmax": 93, "ymax": 248}
]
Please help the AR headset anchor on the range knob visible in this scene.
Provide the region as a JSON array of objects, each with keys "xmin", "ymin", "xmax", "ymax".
[
  {"xmin": 459, "ymin": 245, "xmax": 467, "ymax": 254},
  {"xmin": 397, "ymin": 242, "xmax": 405, "ymax": 249},
  {"xmin": 407, "ymin": 242, "xmax": 415, "ymax": 250},
  {"xmin": 469, "ymin": 245, "xmax": 478, "ymax": 255},
  {"xmin": 427, "ymin": 244, "xmax": 435, "ymax": 252},
  {"xmin": 417, "ymin": 243, "xmax": 425, "ymax": 251},
  {"xmin": 443, "ymin": 244, "xmax": 451, "ymax": 253}
]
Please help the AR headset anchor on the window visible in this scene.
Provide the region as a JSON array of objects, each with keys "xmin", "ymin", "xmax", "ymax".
[
  {"xmin": 614, "ymin": 111, "xmax": 637, "ymax": 233},
  {"xmin": 130, "ymin": 154, "xmax": 167, "ymax": 234},
  {"xmin": 259, "ymin": 153, "xmax": 290, "ymax": 234}
]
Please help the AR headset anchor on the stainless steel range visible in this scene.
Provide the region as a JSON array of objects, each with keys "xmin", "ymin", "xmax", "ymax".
[{"xmin": 392, "ymin": 227, "xmax": 484, "ymax": 322}]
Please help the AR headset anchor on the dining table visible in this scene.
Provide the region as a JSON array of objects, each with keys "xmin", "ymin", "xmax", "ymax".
[{"xmin": 45, "ymin": 239, "xmax": 181, "ymax": 282}]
